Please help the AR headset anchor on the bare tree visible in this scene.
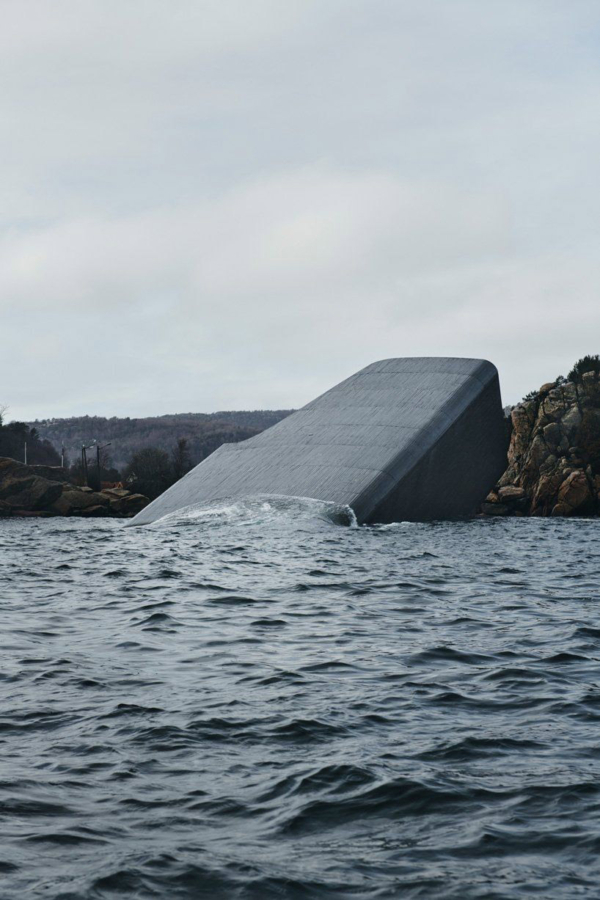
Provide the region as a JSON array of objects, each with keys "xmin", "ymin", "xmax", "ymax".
[{"xmin": 172, "ymin": 437, "xmax": 192, "ymax": 480}]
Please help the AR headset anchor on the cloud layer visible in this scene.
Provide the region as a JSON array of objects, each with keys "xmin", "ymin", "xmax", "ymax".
[{"xmin": 2, "ymin": 1, "xmax": 600, "ymax": 418}]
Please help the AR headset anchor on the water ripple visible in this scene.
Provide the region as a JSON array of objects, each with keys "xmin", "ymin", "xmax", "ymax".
[{"xmin": 1, "ymin": 504, "xmax": 600, "ymax": 897}]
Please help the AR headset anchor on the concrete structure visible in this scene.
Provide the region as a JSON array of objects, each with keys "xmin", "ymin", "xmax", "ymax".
[{"xmin": 129, "ymin": 357, "xmax": 508, "ymax": 526}]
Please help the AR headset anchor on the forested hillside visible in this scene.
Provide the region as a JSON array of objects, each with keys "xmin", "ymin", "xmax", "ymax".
[
  {"xmin": 27, "ymin": 411, "xmax": 293, "ymax": 471},
  {"xmin": 0, "ymin": 410, "xmax": 61, "ymax": 467}
]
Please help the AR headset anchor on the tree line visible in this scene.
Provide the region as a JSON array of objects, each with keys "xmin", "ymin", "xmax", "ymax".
[
  {"xmin": 1, "ymin": 406, "xmax": 293, "ymax": 500},
  {"xmin": 26, "ymin": 410, "xmax": 292, "ymax": 471},
  {"xmin": 0, "ymin": 407, "xmax": 62, "ymax": 466}
]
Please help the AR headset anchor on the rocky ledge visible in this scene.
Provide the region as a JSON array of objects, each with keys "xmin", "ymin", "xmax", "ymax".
[
  {"xmin": 0, "ymin": 458, "xmax": 149, "ymax": 518},
  {"xmin": 483, "ymin": 371, "xmax": 600, "ymax": 517}
]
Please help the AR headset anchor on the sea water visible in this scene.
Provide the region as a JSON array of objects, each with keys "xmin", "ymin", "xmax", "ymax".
[{"xmin": 1, "ymin": 502, "xmax": 600, "ymax": 898}]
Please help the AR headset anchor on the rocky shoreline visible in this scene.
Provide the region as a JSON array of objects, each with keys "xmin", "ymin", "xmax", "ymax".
[
  {"xmin": 0, "ymin": 458, "xmax": 149, "ymax": 518},
  {"xmin": 482, "ymin": 371, "xmax": 600, "ymax": 517}
]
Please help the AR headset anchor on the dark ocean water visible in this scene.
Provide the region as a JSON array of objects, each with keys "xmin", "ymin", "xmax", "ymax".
[{"xmin": 1, "ymin": 500, "xmax": 600, "ymax": 899}]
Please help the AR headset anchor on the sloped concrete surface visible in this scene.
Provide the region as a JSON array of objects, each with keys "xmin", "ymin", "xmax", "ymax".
[{"xmin": 130, "ymin": 358, "xmax": 508, "ymax": 525}]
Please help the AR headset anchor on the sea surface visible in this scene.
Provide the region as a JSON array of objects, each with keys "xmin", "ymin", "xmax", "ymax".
[{"xmin": 1, "ymin": 500, "xmax": 600, "ymax": 899}]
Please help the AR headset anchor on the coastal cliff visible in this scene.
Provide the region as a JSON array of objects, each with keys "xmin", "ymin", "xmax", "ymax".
[
  {"xmin": 0, "ymin": 458, "xmax": 149, "ymax": 518},
  {"xmin": 483, "ymin": 370, "xmax": 600, "ymax": 517}
]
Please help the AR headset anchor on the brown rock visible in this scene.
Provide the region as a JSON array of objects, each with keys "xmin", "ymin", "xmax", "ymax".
[
  {"xmin": 26, "ymin": 464, "xmax": 71, "ymax": 484},
  {"xmin": 0, "ymin": 457, "xmax": 70, "ymax": 486},
  {"xmin": 0, "ymin": 456, "xmax": 149, "ymax": 518},
  {"xmin": 0, "ymin": 458, "xmax": 24, "ymax": 480},
  {"xmin": 531, "ymin": 470, "xmax": 563, "ymax": 513},
  {"xmin": 543, "ymin": 422, "xmax": 561, "ymax": 446},
  {"xmin": 76, "ymin": 505, "xmax": 110, "ymax": 517},
  {"xmin": 481, "ymin": 502, "xmax": 510, "ymax": 516},
  {"xmin": 529, "ymin": 434, "xmax": 551, "ymax": 468},
  {"xmin": 555, "ymin": 470, "xmax": 594, "ymax": 515},
  {"xmin": 1, "ymin": 475, "xmax": 62, "ymax": 510},
  {"xmin": 51, "ymin": 489, "xmax": 109, "ymax": 515},
  {"xmin": 498, "ymin": 485, "xmax": 525, "ymax": 501},
  {"xmin": 108, "ymin": 493, "xmax": 149, "ymax": 517},
  {"xmin": 540, "ymin": 454, "xmax": 557, "ymax": 470},
  {"xmin": 561, "ymin": 407, "xmax": 582, "ymax": 436}
]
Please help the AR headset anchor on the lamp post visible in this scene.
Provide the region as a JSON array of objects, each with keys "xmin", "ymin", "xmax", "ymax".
[
  {"xmin": 96, "ymin": 442, "xmax": 111, "ymax": 486},
  {"xmin": 81, "ymin": 443, "xmax": 95, "ymax": 487}
]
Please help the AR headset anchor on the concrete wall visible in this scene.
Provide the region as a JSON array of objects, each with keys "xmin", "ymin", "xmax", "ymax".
[{"xmin": 129, "ymin": 357, "xmax": 508, "ymax": 526}]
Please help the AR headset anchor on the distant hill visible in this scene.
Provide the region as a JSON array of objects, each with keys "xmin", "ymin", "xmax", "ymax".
[{"xmin": 27, "ymin": 410, "xmax": 294, "ymax": 472}]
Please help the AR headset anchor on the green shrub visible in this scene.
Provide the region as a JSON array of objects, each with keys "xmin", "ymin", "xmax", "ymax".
[
  {"xmin": 568, "ymin": 355, "xmax": 600, "ymax": 383},
  {"xmin": 521, "ymin": 390, "xmax": 539, "ymax": 403}
]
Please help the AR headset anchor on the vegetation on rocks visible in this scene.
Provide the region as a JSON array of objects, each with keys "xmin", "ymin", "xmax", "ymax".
[
  {"xmin": 483, "ymin": 358, "xmax": 600, "ymax": 517},
  {"xmin": 568, "ymin": 354, "xmax": 600, "ymax": 384}
]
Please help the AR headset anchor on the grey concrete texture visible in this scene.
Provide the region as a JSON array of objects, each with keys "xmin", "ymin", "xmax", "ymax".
[{"xmin": 129, "ymin": 357, "xmax": 508, "ymax": 526}]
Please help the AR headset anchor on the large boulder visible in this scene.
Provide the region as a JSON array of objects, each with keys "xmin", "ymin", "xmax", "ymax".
[
  {"xmin": 0, "ymin": 457, "xmax": 70, "ymax": 486},
  {"xmin": 50, "ymin": 489, "xmax": 108, "ymax": 515},
  {"xmin": 77, "ymin": 505, "xmax": 111, "ymax": 518},
  {"xmin": 107, "ymin": 493, "xmax": 149, "ymax": 516},
  {"xmin": 551, "ymin": 470, "xmax": 594, "ymax": 516},
  {"xmin": 0, "ymin": 457, "xmax": 71, "ymax": 513},
  {"xmin": 0, "ymin": 469, "xmax": 64, "ymax": 510}
]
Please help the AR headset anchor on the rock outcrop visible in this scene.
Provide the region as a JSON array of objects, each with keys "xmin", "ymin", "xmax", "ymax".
[
  {"xmin": 482, "ymin": 372, "xmax": 600, "ymax": 517},
  {"xmin": 0, "ymin": 458, "xmax": 149, "ymax": 518}
]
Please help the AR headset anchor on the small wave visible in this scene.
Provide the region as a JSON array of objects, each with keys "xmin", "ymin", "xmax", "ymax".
[
  {"xmin": 575, "ymin": 626, "xmax": 600, "ymax": 640},
  {"xmin": 419, "ymin": 736, "xmax": 545, "ymax": 761},
  {"xmin": 207, "ymin": 594, "xmax": 259, "ymax": 605},
  {"xmin": 0, "ymin": 862, "xmax": 18, "ymax": 873},
  {"xmin": 100, "ymin": 703, "xmax": 164, "ymax": 720},
  {"xmin": 4, "ymin": 506, "xmax": 600, "ymax": 898},
  {"xmin": 368, "ymin": 520, "xmax": 416, "ymax": 530},
  {"xmin": 410, "ymin": 646, "xmax": 497, "ymax": 666},
  {"xmin": 270, "ymin": 717, "xmax": 347, "ymax": 743},
  {"xmin": 133, "ymin": 612, "xmax": 182, "ymax": 629},
  {"xmin": 150, "ymin": 495, "xmax": 357, "ymax": 529},
  {"xmin": 25, "ymin": 829, "xmax": 108, "ymax": 845},
  {"xmin": 279, "ymin": 776, "xmax": 497, "ymax": 835},
  {"xmin": 258, "ymin": 764, "xmax": 375, "ymax": 805}
]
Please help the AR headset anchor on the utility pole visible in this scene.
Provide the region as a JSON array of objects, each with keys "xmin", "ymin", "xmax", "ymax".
[
  {"xmin": 61, "ymin": 446, "xmax": 65, "ymax": 468},
  {"xmin": 24, "ymin": 441, "xmax": 27, "ymax": 465},
  {"xmin": 81, "ymin": 443, "xmax": 95, "ymax": 487},
  {"xmin": 96, "ymin": 442, "xmax": 111, "ymax": 486}
]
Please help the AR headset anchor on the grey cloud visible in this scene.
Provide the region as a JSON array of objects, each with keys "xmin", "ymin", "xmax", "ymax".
[{"xmin": 2, "ymin": 1, "xmax": 600, "ymax": 419}]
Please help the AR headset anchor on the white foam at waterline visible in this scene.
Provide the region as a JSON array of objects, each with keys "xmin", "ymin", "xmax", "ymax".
[{"xmin": 147, "ymin": 494, "xmax": 357, "ymax": 529}]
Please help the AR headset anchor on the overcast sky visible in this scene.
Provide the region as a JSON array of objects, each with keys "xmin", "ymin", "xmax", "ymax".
[{"xmin": 2, "ymin": 0, "xmax": 600, "ymax": 420}]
